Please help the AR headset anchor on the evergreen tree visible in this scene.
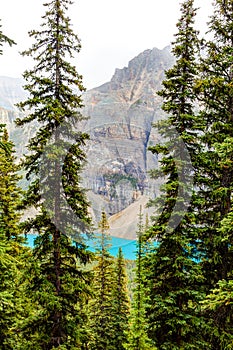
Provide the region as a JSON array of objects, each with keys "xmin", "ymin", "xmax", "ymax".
[
  {"xmin": 89, "ymin": 211, "xmax": 116, "ymax": 350},
  {"xmin": 201, "ymin": 277, "xmax": 233, "ymax": 349},
  {"xmin": 194, "ymin": 0, "xmax": 233, "ymax": 287},
  {"xmin": 126, "ymin": 209, "xmax": 155, "ymax": 350},
  {"xmin": 15, "ymin": 0, "xmax": 93, "ymax": 348},
  {"xmin": 0, "ymin": 128, "xmax": 23, "ymax": 242},
  {"xmin": 0, "ymin": 23, "xmax": 27, "ymax": 343},
  {"xmin": 0, "ymin": 233, "xmax": 19, "ymax": 349},
  {"xmin": 145, "ymin": 1, "xmax": 207, "ymax": 348},
  {"xmin": 201, "ymin": 198, "xmax": 233, "ymax": 348},
  {"xmin": 112, "ymin": 248, "xmax": 130, "ymax": 350},
  {"xmin": 0, "ymin": 129, "xmax": 27, "ymax": 349},
  {"xmin": 192, "ymin": 2, "xmax": 233, "ymax": 346}
]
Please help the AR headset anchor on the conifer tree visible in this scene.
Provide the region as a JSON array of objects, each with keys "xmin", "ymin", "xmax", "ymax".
[
  {"xmin": 126, "ymin": 209, "xmax": 155, "ymax": 350},
  {"xmin": 201, "ymin": 277, "xmax": 233, "ymax": 349},
  {"xmin": 201, "ymin": 140, "xmax": 233, "ymax": 344},
  {"xmin": 0, "ymin": 233, "xmax": 20, "ymax": 349},
  {"xmin": 15, "ymin": 0, "xmax": 93, "ymax": 348},
  {"xmin": 145, "ymin": 1, "xmax": 207, "ymax": 348},
  {"xmin": 200, "ymin": 199, "xmax": 233, "ymax": 348},
  {"xmin": 0, "ymin": 128, "xmax": 23, "ymax": 242},
  {"xmin": 89, "ymin": 211, "xmax": 116, "ymax": 350},
  {"xmin": 0, "ymin": 131, "xmax": 27, "ymax": 350},
  {"xmin": 0, "ymin": 28, "xmax": 26, "ymax": 349},
  {"xmin": 190, "ymin": 1, "xmax": 233, "ymax": 346},
  {"xmin": 194, "ymin": 0, "xmax": 233, "ymax": 288},
  {"xmin": 112, "ymin": 248, "xmax": 130, "ymax": 350}
]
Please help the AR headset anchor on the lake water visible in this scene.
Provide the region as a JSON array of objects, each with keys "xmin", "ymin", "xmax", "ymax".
[{"xmin": 25, "ymin": 234, "xmax": 138, "ymax": 260}]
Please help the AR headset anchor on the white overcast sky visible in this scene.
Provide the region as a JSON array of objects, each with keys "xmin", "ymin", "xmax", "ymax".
[{"xmin": 0, "ymin": 0, "xmax": 213, "ymax": 89}]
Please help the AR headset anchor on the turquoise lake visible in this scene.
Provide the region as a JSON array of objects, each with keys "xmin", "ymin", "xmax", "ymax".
[{"xmin": 25, "ymin": 234, "xmax": 138, "ymax": 260}]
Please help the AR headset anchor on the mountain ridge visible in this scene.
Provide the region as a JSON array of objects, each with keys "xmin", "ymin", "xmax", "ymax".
[
  {"xmin": 0, "ymin": 46, "xmax": 173, "ymax": 238},
  {"xmin": 81, "ymin": 46, "xmax": 173, "ymax": 229}
]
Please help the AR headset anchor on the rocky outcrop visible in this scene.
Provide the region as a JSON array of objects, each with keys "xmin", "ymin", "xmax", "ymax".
[
  {"xmin": 81, "ymin": 46, "xmax": 174, "ymax": 223},
  {"xmin": 0, "ymin": 46, "xmax": 174, "ymax": 237}
]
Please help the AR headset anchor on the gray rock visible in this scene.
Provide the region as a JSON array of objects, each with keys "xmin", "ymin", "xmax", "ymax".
[
  {"xmin": 81, "ymin": 46, "xmax": 174, "ymax": 223},
  {"xmin": 0, "ymin": 46, "xmax": 174, "ymax": 237}
]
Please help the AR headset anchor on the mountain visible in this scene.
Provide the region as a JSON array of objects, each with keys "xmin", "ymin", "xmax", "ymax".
[
  {"xmin": 81, "ymin": 46, "xmax": 174, "ymax": 231},
  {"xmin": 0, "ymin": 46, "xmax": 174, "ymax": 238}
]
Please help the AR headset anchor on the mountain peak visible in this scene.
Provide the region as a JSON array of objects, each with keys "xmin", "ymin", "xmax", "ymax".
[
  {"xmin": 96, "ymin": 46, "xmax": 174, "ymax": 96},
  {"xmin": 0, "ymin": 47, "xmax": 174, "ymax": 237},
  {"xmin": 112, "ymin": 46, "xmax": 172, "ymax": 82}
]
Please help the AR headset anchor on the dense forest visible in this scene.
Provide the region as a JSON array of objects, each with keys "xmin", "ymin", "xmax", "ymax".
[{"xmin": 0, "ymin": 0, "xmax": 233, "ymax": 349}]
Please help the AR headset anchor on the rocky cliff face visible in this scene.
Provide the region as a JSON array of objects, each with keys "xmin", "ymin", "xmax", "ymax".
[
  {"xmin": 81, "ymin": 46, "xmax": 174, "ymax": 223},
  {"xmin": 0, "ymin": 47, "xmax": 174, "ymax": 237}
]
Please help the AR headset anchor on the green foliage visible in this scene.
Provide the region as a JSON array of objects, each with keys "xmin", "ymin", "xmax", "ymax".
[
  {"xmin": 15, "ymin": 0, "xmax": 93, "ymax": 348},
  {"xmin": 0, "ymin": 127, "xmax": 27, "ymax": 349},
  {"xmin": 89, "ymin": 212, "xmax": 116, "ymax": 350},
  {"xmin": 145, "ymin": 1, "xmax": 208, "ymax": 348},
  {"xmin": 1, "ymin": 1, "xmax": 233, "ymax": 349},
  {"xmin": 16, "ymin": 233, "xmax": 93, "ymax": 349},
  {"xmin": 0, "ymin": 236, "xmax": 19, "ymax": 349},
  {"xmin": 146, "ymin": 0, "xmax": 233, "ymax": 348},
  {"xmin": 193, "ymin": 0, "xmax": 233, "ymax": 290},
  {"xmin": 191, "ymin": 4, "xmax": 233, "ymax": 347},
  {"xmin": 201, "ymin": 278, "xmax": 233, "ymax": 349},
  {"xmin": 125, "ymin": 259, "xmax": 136, "ymax": 299},
  {"xmin": 125, "ymin": 209, "xmax": 156, "ymax": 350},
  {"xmin": 112, "ymin": 248, "xmax": 130, "ymax": 350},
  {"xmin": 104, "ymin": 173, "xmax": 138, "ymax": 191},
  {"xmin": 0, "ymin": 128, "xmax": 23, "ymax": 242},
  {"xmin": 89, "ymin": 213, "xmax": 130, "ymax": 350},
  {"xmin": 0, "ymin": 19, "xmax": 16, "ymax": 55}
]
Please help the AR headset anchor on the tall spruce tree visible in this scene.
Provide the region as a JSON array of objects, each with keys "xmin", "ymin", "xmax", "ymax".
[
  {"xmin": 192, "ymin": 2, "xmax": 233, "ymax": 347},
  {"xmin": 0, "ymin": 233, "xmax": 20, "ymax": 349},
  {"xmin": 126, "ymin": 209, "xmax": 155, "ymax": 350},
  {"xmin": 0, "ymin": 129, "xmax": 26, "ymax": 350},
  {"xmin": 194, "ymin": 0, "xmax": 233, "ymax": 287},
  {"xmin": 0, "ymin": 24, "xmax": 27, "ymax": 350},
  {"xmin": 199, "ymin": 142, "xmax": 233, "ymax": 347},
  {"xmin": 0, "ymin": 129, "xmax": 30, "ymax": 350},
  {"xmin": 145, "ymin": 1, "xmax": 207, "ymax": 348},
  {"xmin": 90, "ymin": 217, "xmax": 130, "ymax": 350},
  {"xmin": 0, "ymin": 129, "xmax": 23, "ymax": 242},
  {"xmin": 15, "ymin": 0, "xmax": 93, "ymax": 348},
  {"xmin": 112, "ymin": 248, "xmax": 130, "ymax": 350},
  {"xmin": 89, "ymin": 211, "xmax": 116, "ymax": 350}
]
